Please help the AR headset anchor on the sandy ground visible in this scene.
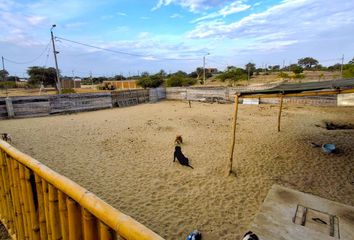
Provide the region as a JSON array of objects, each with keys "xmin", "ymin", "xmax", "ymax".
[{"xmin": 0, "ymin": 101, "xmax": 353, "ymax": 239}]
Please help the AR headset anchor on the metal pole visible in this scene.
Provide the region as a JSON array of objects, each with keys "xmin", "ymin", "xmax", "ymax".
[
  {"xmin": 51, "ymin": 25, "xmax": 61, "ymax": 93},
  {"xmin": 340, "ymin": 54, "xmax": 344, "ymax": 79},
  {"xmin": 203, "ymin": 56, "xmax": 206, "ymax": 84},
  {"xmin": 1, "ymin": 56, "xmax": 5, "ymax": 81}
]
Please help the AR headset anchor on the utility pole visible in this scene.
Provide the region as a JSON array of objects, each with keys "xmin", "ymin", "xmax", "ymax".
[
  {"xmin": 50, "ymin": 24, "xmax": 62, "ymax": 93},
  {"xmin": 1, "ymin": 56, "xmax": 5, "ymax": 82},
  {"xmin": 90, "ymin": 71, "xmax": 93, "ymax": 85},
  {"xmin": 203, "ymin": 53, "xmax": 210, "ymax": 84},
  {"xmin": 340, "ymin": 54, "xmax": 344, "ymax": 79},
  {"xmin": 247, "ymin": 66, "xmax": 250, "ymax": 81}
]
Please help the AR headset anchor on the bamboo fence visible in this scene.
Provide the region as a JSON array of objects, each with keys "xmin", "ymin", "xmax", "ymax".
[{"xmin": 0, "ymin": 140, "xmax": 164, "ymax": 240}]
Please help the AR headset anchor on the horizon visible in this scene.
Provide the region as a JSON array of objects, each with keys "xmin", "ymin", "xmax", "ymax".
[{"xmin": 1, "ymin": 0, "xmax": 354, "ymax": 77}]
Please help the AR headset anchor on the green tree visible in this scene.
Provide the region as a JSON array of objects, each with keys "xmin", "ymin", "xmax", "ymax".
[
  {"xmin": 114, "ymin": 75, "xmax": 126, "ymax": 80},
  {"xmin": 0, "ymin": 69, "xmax": 9, "ymax": 81},
  {"xmin": 166, "ymin": 73, "xmax": 196, "ymax": 87},
  {"xmin": 328, "ymin": 63, "xmax": 341, "ymax": 71},
  {"xmin": 217, "ymin": 67, "xmax": 247, "ymax": 86},
  {"xmin": 290, "ymin": 65, "xmax": 304, "ymax": 74},
  {"xmin": 7, "ymin": 76, "xmax": 20, "ymax": 82},
  {"xmin": 137, "ymin": 72, "xmax": 164, "ymax": 88},
  {"xmin": 245, "ymin": 62, "xmax": 256, "ymax": 76},
  {"xmin": 343, "ymin": 64, "xmax": 354, "ymax": 78},
  {"xmin": 348, "ymin": 57, "xmax": 354, "ymax": 65},
  {"xmin": 27, "ymin": 66, "xmax": 57, "ymax": 86},
  {"xmin": 298, "ymin": 57, "xmax": 319, "ymax": 69}
]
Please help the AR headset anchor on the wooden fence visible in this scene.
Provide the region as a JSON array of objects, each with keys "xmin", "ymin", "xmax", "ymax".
[
  {"xmin": 111, "ymin": 89, "xmax": 149, "ymax": 107},
  {"xmin": 0, "ymin": 140, "xmax": 164, "ymax": 240},
  {"xmin": 0, "ymin": 89, "xmax": 152, "ymax": 119}
]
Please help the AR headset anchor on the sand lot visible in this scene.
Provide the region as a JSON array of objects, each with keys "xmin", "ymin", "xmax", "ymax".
[{"xmin": 1, "ymin": 101, "xmax": 353, "ymax": 239}]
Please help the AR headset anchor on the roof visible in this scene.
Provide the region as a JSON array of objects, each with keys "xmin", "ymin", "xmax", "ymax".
[{"xmin": 240, "ymin": 78, "xmax": 354, "ymax": 96}]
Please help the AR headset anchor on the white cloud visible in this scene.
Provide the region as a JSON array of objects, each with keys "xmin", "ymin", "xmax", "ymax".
[
  {"xmin": 188, "ymin": 0, "xmax": 354, "ymax": 44},
  {"xmin": 170, "ymin": 13, "xmax": 183, "ymax": 18},
  {"xmin": 140, "ymin": 16, "xmax": 150, "ymax": 20},
  {"xmin": 117, "ymin": 12, "xmax": 127, "ymax": 16},
  {"xmin": 152, "ymin": 0, "xmax": 223, "ymax": 12},
  {"xmin": 192, "ymin": 1, "xmax": 250, "ymax": 23}
]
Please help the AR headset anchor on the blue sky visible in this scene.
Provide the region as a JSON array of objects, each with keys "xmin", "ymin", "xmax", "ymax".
[{"xmin": 1, "ymin": 0, "xmax": 354, "ymax": 77}]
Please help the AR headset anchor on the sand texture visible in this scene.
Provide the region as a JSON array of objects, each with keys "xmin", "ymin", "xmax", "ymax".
[{"xmin": 1, "ymin": 101, "xmax": 353, "ymax": 239}]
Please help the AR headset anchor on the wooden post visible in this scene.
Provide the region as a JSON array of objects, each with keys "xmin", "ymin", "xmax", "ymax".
[
  {"xmin": 228, "ymin": 95, "xmax": 239, "ymax": 176},
  {"xmin": 278, "ymin": 95, "xmax": 284, "ymax": 132},
  {"xmin": 5, "ymin": 97, "xmax": 14, "ymax": 118},
  {"xmin": 188, "ymin": 100, "xmax": 191, "ymax": 108}
]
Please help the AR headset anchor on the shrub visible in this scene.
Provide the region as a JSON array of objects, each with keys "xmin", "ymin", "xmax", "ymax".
[
  {"xmin": 0, "ymin": 81, "xmax": 17, "ymax": 89},
  {"xmin": 61, "ymin": 88, "xmax": 76, "ymax": 94},
  {"xmin": 97, "ymin": 83, "xmax": 116, "ymax": 90},
  {"xmin": 294, "ymin": 73, "xmax": 305, "ymax": 79},
  {"xmin": 278, "ymin": 72, "xmax": 289, "ymax": 79},
  {"xmin": 137, "ymin": 75, "xmax": 164, "ymax": 88},
  {"xmin": 166, "ymin": 74, "xmax": 197, "ymax": 87}
]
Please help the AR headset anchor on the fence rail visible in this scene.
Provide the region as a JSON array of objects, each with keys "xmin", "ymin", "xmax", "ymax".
[{"xmin": 0, "ymin": 140, "xmax": 164, "ymax": 240}]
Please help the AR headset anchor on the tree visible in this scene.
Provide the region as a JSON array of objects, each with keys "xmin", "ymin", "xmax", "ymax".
[
  {"xmin": 290, "ymin": 65, "xmax": 304, "ymax": 74},
  {"xmin": 245, "ymin": 62, "xmax": 256, "ymax": 76},
  {"xmin": 114, "ymin": 75, "xmax": 126, "ymax": 80},
  {"xmin": 343, "ymin": 64, "xmax": 354, "ymax": 78},
  {"xmin": 137, "ymin": 72, "xmax": 164, "ymax": 89},
  {"xmin": 348, "ymin": 57, "xmax": 354, "ymax": 65},
  {"xmin": 0, "ymin": 69, "xmax": 9, "ymax": 81},
  {"xmin": 298, "ymin": 57, "xmax": 319, "ymax": 69},
  {"xmin": 7, "ymin": 76, "xmax": 20, "ymax": 82},
  {"xmin": 217, "ymin": 67, "xmax": 247, "ymax": 86},
  {"xmin": 166, "ymin": 73, "xmax": 196, "ymax": 87},
  {"xmin": 27, "ymin": 66, "xmax": 57, "ymax": 86},
  {"xmin": 328, "ymin": 63, "xmax": 341, "ymax": 71}
]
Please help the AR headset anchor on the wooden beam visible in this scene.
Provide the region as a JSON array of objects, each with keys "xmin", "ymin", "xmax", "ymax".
[{"xmin": 228, "ymin": 95, "xmax": 239, "ymax": 176}]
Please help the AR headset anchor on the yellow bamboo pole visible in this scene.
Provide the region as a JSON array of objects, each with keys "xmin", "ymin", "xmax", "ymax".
[
  {"xmin": 67, "ymin": 197, "xmax": 82, "ymax": 240},
  {"xmin": 278, "ymin": 95, "xmax": 284, "ymax": 132},
  {"xmin": 228, "ymin": 95, "xmax": 239, "ymax": 176},
  {"xmin": 34, "ymin": 174, "xmax": 48, "ymax": 240},
  {"xmin": 82, "ymin": 208, "xmax": 98, "ymax": 240},
  {"xmin": 48, "ymin": 184, "xmax": 62, "ymax": 240},
  {"xmin": 58, "ymin": 191, "xmax": 69, "ymax": 240},
  {"xmin": 99, "ymin": 221, "xmax": 117, "ymax": 240},
  {"xmin": 7, "ymin": 156, "xmax": 25, "ymax": 239},
  {"xmin": 14, "ymin": 161, "xmax": 30, "ymax": 239},
  {"xmin": 0, "ymin": 151, "xmax": 15, "ymax": 232},
  {"xmin": 19, "ymin": 164, "xmax": 34, "ymax": 239},
  {"xmin": 42, "ymin": 180, "xmax": 53, "ymax": 240},
  {"xmin": 24, "ymin": 168, "xmax": 40, "ymax": 240},
  {"xmin": 0, "ymin": 151, "xmax": 10, "ymax": 226},
  {"xmin": 0, "ymin": 140, "xmax": 165, "ymax": 240}
]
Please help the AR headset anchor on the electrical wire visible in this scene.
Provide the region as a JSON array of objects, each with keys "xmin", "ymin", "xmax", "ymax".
[
  {"xmin": 55, "ymin": 36, "xmax": 200, "ymax": 61},
  {"xmin": 4, "ymin": 40, "xmax": 51, "ymax": 65}
]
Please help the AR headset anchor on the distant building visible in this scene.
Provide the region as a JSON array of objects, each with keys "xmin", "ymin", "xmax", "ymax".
[
  {"xmin": 205, "ymin": 68, "xmax": 218, "ymax": 74},
  {"xmin": 102, "ymin": 80, "xmax": 139, "ymax": 89}
]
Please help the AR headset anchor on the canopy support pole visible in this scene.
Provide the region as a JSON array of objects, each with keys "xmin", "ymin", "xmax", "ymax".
[
  {"xmin": 277, "ymin": 95, "xmax": 284, "ymax": 132},
  {"xmin": 228, "ymin": 95, "xmax": 239, "ymax": 176}
]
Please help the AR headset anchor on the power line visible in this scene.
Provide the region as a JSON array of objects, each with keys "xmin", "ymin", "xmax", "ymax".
[
  {"xmin": 55, "ymin": 36, "xmax": 200, "ymax": 61},
  {"xmin": 3, "ymin": 40, "xmax": 51, "ymax": 65}
]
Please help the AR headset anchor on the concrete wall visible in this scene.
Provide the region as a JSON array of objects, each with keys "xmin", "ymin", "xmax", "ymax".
[{"xmin": 337, "ymin": 93, "xmax": 354, "ymax": 106}]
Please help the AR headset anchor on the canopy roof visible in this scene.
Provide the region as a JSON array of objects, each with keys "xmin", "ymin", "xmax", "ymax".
[{"xmin": 241, "ymin": 78, "xmax": 354, "ymax": 96}]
